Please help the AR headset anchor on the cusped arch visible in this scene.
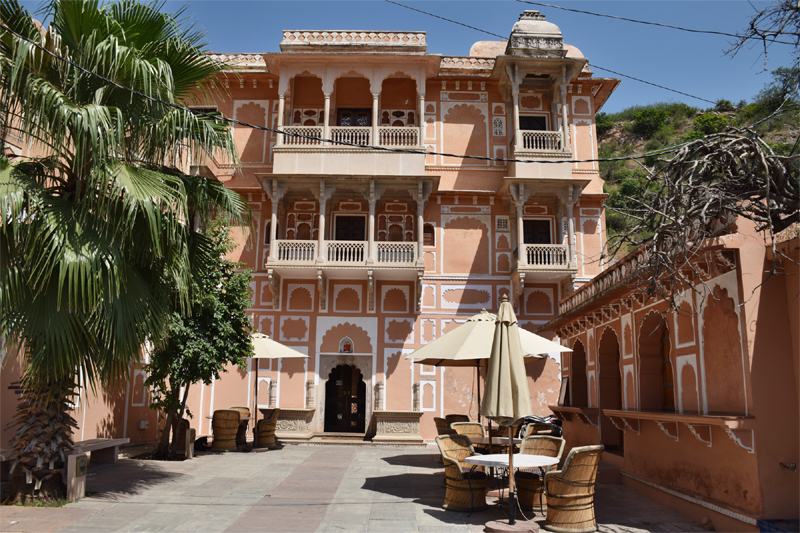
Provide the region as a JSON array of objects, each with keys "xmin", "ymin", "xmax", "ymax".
[{"xmin": 320, "ymin": 323, "xmax": 373, "ymax": 353}]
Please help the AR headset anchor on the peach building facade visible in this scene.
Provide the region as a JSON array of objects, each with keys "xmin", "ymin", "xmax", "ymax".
[{"xmin": 4, "ymin": 10, "xmax": 795, "ymax": 530}]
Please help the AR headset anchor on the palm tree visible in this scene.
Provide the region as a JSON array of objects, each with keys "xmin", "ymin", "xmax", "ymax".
[{"xmin": 0, "ymin": 0, "xmax": 247, "ymax": 502}]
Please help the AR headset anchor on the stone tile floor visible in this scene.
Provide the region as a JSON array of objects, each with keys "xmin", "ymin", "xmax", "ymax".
[{"xmin": 0, "ymin": 445, "xmax": 706, "ymax": 532}]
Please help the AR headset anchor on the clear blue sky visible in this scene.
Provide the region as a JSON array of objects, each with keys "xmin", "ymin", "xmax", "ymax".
[{"xmin": 23, "ymin": 1, "xmax": 797, "ymax": 113}]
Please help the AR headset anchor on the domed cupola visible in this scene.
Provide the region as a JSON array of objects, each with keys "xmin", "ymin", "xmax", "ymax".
[{"xmin": 506, "ymin": 10, "xmax": 566, "ymax": 57}]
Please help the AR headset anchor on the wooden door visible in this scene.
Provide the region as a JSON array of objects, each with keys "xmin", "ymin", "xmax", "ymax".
[
  {"xmin": 337, "ymin": 109, "xmax": 371, "ymax": 127},
  {"xmin": 324, "ymin": 365, "xmax": 366, "ymax": 433}
]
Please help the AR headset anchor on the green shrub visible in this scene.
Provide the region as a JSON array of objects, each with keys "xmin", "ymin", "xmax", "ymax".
[
  {"xmin": 595, "ymin": 112, "xmax": 614, "ymax": 136},
  {"xmin": 693, "ymin": 113, "xmax": 729, "ymax": 134},
  {"xmin": 632, "ymin": 108, "xmax": 669, "ymax": 138},
  {"xmin": 714, "ymin": 99, "xmax": 735, "ymax": 112},
  {"xmin": 681, "ymin": 130, "xmax": 706, "ymax": 142}
]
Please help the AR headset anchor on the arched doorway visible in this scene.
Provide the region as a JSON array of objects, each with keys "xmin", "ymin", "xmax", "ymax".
[
  {"xmin": 324, "ymin": 364, "xmax": 366, "ymax": 433},
  {"xmin": 598, "ymin": 328, "xmax": 623, "ymax": 453},
  {"xmin": 638, "ymin": 315, "xmax": 674, "ymax": 412}
]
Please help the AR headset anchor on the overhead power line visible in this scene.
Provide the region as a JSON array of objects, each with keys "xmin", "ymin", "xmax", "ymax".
[
  {"xmin": 0, "ymin": 22, "xmax": 693, "ymax": 166},
  {"xmin": 384, "ymin": 0, "xmax": 717, "ymax": 104},
  {"xmin": 516, "ymin": 1, "xmax": 795, "ymax": 45}
]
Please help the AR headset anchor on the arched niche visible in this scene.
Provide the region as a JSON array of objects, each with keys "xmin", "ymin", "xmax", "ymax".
[
  {"xmin": 598, "ymin": 327, "xmax": 623, "ymax": 450},
  {"xmin": 570, "ymin": 340, "xmax": 588, "ymax": 407},
  {"xmin": 638, "ymin": 313, "xmax": 675, "ymax": 412}
]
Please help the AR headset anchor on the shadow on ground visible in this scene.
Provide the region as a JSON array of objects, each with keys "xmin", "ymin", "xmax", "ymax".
[
  {"xmin": 85, "ymin": 459, "xmax": 190, "ymax": 500},
  {"xmin": 380, "ymin": 453, "xmax": 441, "ymax": 469}
]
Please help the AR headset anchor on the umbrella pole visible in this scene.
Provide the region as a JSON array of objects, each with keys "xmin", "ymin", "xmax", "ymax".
[
  {"xmin": 253, "ymin": 358, "xmax": 258, "ymax": 448},
  {"xmin": 508, "ymin": 425, "xmax": 516, "ymax": 525}
]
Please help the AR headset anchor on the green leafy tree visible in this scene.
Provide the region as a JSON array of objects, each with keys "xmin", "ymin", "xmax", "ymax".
[
  {"xmin": 631, "ymin": 108, "xmax": 669, "ymax": 138},
  {"xmin": 145, "ymin": 221, "xmax": 253, "ymax": 459},
  {"xmin": 0, "ymin": 0, "xmax": 246, "ymax": 502},
  {"xmin": 692, "ymin": 113, "xmax": 730, "ymax": 135}
]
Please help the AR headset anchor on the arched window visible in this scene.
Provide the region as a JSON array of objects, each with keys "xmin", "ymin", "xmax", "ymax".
[
  {"xmin": 423, "ymin": 224, "xmax": 435, "ymax": 246},
  {"xmin": 264, "ymin": 221, "xmax": 280, "ymax": 245}
]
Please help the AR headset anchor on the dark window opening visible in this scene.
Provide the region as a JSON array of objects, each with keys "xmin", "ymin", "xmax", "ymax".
[
  {"xmin": 337, "ymin": 109, "xmax": 371, "ymax": 127},
  {"xmin": 423, "ymin": 224, "xmax": 435, "ymax": 246},
  {"xmin": 335, "ymin": 215, "xmax": 366, "ymax": 241},
  {"xmin": 519, "ymin": 115, "xmax": 547, "ymax": 131},
  {"xmin": 523, "ymin": 219, "xmax": 552, "ymax": 244}
]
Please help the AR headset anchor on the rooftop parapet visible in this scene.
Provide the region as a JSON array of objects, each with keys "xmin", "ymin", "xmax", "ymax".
[
  {"xmin": 208, "ymin": 53, "xmax": 267, "ymax": 71},
  {"xmin": 280, "ymin": 30, "xmax": 427, "ymax": 53}
]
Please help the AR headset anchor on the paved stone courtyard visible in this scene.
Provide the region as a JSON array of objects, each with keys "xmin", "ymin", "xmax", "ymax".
[{"xmin": 1, "ymin": 445, "xmax": 705, "ymax": 532}]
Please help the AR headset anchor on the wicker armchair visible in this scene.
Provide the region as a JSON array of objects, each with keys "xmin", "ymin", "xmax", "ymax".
[
  {"xmin": 522, "ymin": 422, "xmax": 555, "ymax": 437},
  {"xmin": 434, "ymin": 417, "xmax": 457, "ymax": 436},
  {"xmin": 435, "ymin": 435, "xmax": 488, "ymax": 512},
  {"xmin": 211, "ymin": 410, "xmax": 240, "ymax": 451},
  {"xmin": 256, "ymin": 409, "xmax": 280, "ymax": 449},
  {"xmin": 516, "ymin": 436, "xmax": 566, "ymax": 513},
  {"xmin": 543, "ymin": 445, "xmax": 604, "ymax": 533},
  {"xmin": 445, "ymin": 414, "xmax": 470, "ymax": 425},
  {"xmin": 229, "ymin": 406, "xmax": 251, "ymax": 446},
  {"xmin": 451, "ymin": 422, "xmax": 489, "ymax": 453}
]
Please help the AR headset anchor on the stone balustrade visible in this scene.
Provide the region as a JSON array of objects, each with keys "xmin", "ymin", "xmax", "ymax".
[
  {"xmin": 376, "ymin": 242, "xmax": 416, "ymax": 264},
  {"xmin": 520, "ymin": 130, "xmax": 563, "ymax": 151},
  {"xmin": 378, "ymin": 126, "xmax": 420, "ymax": 147},
  {"xmin": 523, "ymin": 244, "xmax": 569, "ymax": 268}
]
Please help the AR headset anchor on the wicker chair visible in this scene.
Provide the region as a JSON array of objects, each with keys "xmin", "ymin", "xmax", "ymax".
[
  {"xmin": 435, "ymin": 417, "xmax": 457, "ymax": 436},
  {"xmin": 256, "ymin": 409, "xmax": 280, "ymax": 449},
  {"xmin": 228, "ymin": 406, "xmax": 251, "ymax": 446},
  {"xmin": 435, "ymin": 435, "xmax": 488, "ymax": 512},
  {"xmin": 445, "ymin": 414, "xmax": 470, "ymax": 425},
  {"xmin": 516, "ymin": 436, "xmax": 566, "ymax": 513},
  {"xmin": 211, "ymin": 410, "xmax": 240, "ymax": 451},
  {"xmin": 543, "ymin": 445, "xmax": 604, "ymax": 533},
  {"xmin": 451, "ymin": 422, "xmax": 489, "ymax": 453},
  {"xmin": 522, "ymin": 422, "xmax": 555, "ymax": 437}
]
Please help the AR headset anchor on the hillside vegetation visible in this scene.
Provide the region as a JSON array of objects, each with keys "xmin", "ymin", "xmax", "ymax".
[{"xmin": 597, "ymin": 67, "xmax": 799, "ymax": 253}]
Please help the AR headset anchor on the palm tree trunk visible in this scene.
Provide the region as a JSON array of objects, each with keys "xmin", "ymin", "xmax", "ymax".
[{"xmin": 1, "ymin": 378, "xmax": 78, "ymax": 504}]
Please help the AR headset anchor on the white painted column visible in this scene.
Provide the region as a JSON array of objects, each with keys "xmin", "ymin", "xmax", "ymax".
[
  {"xmin": 268, "ymin": 200, "xmax": 278, "ymax": 262},
  {"xmin": 323, "ymin": 92, "xmax": 331, "ymax": 144},
  {"xmin": 560, "ymin": 67, "xmax": 570, "ymax": 151},
  {"xmin": 417, "ymin": 189, "xmax": 425, "ymax": 265},
  {"xmin": 317, "ymin": 181, "xmax": 327, "ymax": 263},
  {"xmin": 516, "ymin": 201, "xmax": 526, "ymax": 266},
  {"xmin": 418, "ymin": 94, "xmax": 425, "ymax": 147},
  {"xmin": 512, "ymin": 89, "xmax": 521, "ymax": 149},
  {"xmin": 567, "ymin": 186, "xmax": 576, "ymax": 269},
  {"xmin": 276, "ymin": 94, "xmax": 285, "ymax": 146},
  {"xmin": 372, "ymin": 93, "xmax": 380, "ymax": 146},
  {"xmin": 368, "ymin": 180, "xmax": 376, "ymax": 264}
]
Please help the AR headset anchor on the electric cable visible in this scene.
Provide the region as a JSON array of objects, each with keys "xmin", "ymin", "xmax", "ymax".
[
  {"xmin": 384, "ymin": 0, "xmax": 718, "ymax": 104},
  {"xmin": 0, "ymin": 22, "xmax": 698, "ymax": 165},
  {"xmin": 517, "ymin": 0, "xmax": 795, "ymax": 45}
]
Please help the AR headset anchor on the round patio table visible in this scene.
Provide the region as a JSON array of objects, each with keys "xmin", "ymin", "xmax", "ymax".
[
  {"xmin": 466, "ymin": 453, "xmax": 557, "ymax": 469},
  {"xmin": 468, "ymin": 437, "xmax": 523, "ymax": 446}
]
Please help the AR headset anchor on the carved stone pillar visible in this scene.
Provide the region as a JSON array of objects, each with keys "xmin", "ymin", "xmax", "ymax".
[
  {"xmin": 269, "ymin": 380, "xmax": 277, "ymax": 408},
  {"xmin": 276, "ymin": 94, "xmax": 285, "ymax": 146},
  {"xmin": 516, "ymin": 200, "xmax": 525, "ymax": 266},
  {"xmin": 374, "ymin": 382, "xmax": 384, "ymax": 410},
  {"xmin": 512, "ymin": 89, "xmax": 521, "ymax": 148},
  {"xmin": 416, "ymin": 182, "xmax": 425, "ymax": 266},
  {"xmin": 266, "ymin": 180, "xmax": 284, "ymax": 264},
  {"xmin": 323, "ymin": 92, "xmax": 331, "ymax": 144},
  {"xmin": 306, "ymin": 381, "xmax": 315, "ymax": 409},
  {"xmin": 372, "ymin": 92, "xmax": 380, "ymax": 146}
]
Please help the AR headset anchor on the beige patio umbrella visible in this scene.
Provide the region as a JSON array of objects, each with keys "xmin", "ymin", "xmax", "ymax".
[
  {"xmin": 250, "ymin": 333, "xmax": 308, "ymax": 445},
  {"xmin": 406, "ymin": 309, "xmax": 571, "ymax": 414},
  {"xmin": 481, "ymin": 295, "xmax": 531, "ymax": 527}
]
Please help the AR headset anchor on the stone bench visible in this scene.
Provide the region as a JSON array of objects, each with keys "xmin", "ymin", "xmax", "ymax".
[{"xmin": 69, "ymin": 438, "xmax": 130, "ymax": 464}]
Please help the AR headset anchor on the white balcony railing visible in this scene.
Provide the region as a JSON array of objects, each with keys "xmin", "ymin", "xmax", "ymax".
[
  {"xmin": 378, "ymin": 126, "xmax": 420, "ymax": 147},
  {"xmin": 376, "ymin": 242, "xmax": 416, "ymax": 264},
  {"xmin": 327, "ymin": 241, "xmax": 366, "ymax": 263},
  {"xmin": 282, "ymin": 126, "xmax": 323, "ymax": 146},
  {"xmin": 330, "ymin": 126, "xmax": 371, "ymax": 146},
  {"xmin": 523, "ymin": 244, "xmax": 569, "ymax": 268},
  {"xmin": 520, "ymin": 130, "xmax": 562, "ymax": 151},
  {"xmin": 274, "ymin": 240, "xmax": 317, "ymax": 262}
]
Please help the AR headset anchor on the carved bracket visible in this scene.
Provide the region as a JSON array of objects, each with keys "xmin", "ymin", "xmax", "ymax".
[
  {"xmin": 317, "ymin": 269, "xmax": 327, "ymax": 312},
  {"xmin": 725, "ymin": 428, "xmax": 755, "ymax": 454},
  {"xmin": 607, "ymin": 416, "xmax": 626, "ymax": 433},
  {"xmin": 686, "ymin": 424, "xmax": 712, "ymax": 447},
  {"xmin": 622, "ymin": 417, "xmax": 640, "ymax": 435},
  {"xmin": 576, "ymin": 411, "xmax": 598, "ymax": 428},
  {"xmin": 267, "ymin": 268, "xmax": 281, "ymax": 310},
  {"xmin": 513, "ymin": 272, "xmax": 526, "ymax": 314},
  {"xmin": 656, "ymin": 421, "xmax": 679, "ymax": 442}
]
